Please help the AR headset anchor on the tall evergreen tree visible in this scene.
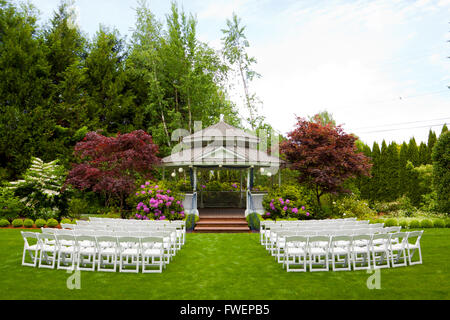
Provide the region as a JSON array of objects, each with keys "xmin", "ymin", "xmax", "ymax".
[
  {"xmin": 0, "ymin": 0, "xmax": 52, "ymax": 179},
  {"xmin": 84, "ymin": 26, "xmax": 134, "ymax": 133},
  {"xmin": 418, "ymin": 142, "xmax": 428, "ymax": 166},
  {"xmin": 398, "ymin": 142, "xmax": 409, "ymax": 197},
  {"xmin": 407, "ymin": 137, "xmax": 420, "ymax": 167},
  {"xmin": 426, "ymin": 129, "xmax": 437, "ymax": 164},
  {"xmin": 370, "ymin": 142, "xmax": 381, "ymax": 201},
  {"xmin": 441, "ymin": 124, "xmax": 448, "ymax": 136}
]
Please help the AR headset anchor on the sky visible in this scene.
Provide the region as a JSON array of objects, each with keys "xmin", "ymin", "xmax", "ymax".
[{"xmin": 23, "ymin": 0, "xmax": 450, "ymax": 146}]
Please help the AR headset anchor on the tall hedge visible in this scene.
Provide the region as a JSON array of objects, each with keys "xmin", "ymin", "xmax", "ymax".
[{"xmin": 432, "ymin": 131, "xmax": 450, "ymax": 213}]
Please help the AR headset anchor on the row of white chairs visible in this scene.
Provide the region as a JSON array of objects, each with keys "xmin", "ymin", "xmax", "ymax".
[
  {"xmin": 21, "ymin": 231, "xmax": 177, "ymax": 273},
  {"xmin": 260, "ymin": 219, "xmax": 372, "ymax": 245},
  {"xmin": 263, "ymin": 231, "xmax": 424, "ymax": 272},
  {"xmin": 264, "ymin": 226, "xmax": 400, "ymax": 253},
  {"xmin": 61, "ymin": 224, "xmax": 185, "ymax": 248}
]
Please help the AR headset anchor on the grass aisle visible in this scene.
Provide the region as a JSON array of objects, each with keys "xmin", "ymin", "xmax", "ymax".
[{"xmin": 0, "ymin": 229, "xmax": 449, "ymax": 300}]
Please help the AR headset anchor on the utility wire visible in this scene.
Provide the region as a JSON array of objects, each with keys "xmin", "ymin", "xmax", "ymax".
[
  {"xmin": 357, "ymin": 123, "xmax": 447, "ymax": 134},
  {"xmin": 348, "ymin": 117, "xmax": 450, "ymax": 130}
]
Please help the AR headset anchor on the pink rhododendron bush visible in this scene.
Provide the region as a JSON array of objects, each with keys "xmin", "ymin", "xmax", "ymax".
[{"xmin": 133, "ymin": 182, "xmax": 185, "ymax": 221}]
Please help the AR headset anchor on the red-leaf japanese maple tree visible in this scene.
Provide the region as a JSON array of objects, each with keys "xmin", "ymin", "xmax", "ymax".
[
  {"xmin": 281, "ymin": 116, "xmax": 372, "ymax": 208},
  {"xmin": 66, "ymin": 130, "xmax": 160, "ymax": 215}
]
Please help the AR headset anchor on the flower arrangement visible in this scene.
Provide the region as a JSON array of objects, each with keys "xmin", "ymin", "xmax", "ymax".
[
  {"xmin": 134, "ymin": 182, "xmax": 185, "ymax": 221},
  {"xmin": 264, "ymin": 197, "xmax": 311, "ymax": 220}
]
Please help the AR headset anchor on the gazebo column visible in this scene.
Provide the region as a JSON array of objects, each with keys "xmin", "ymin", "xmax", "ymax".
[{"xmin": 192, "ymin": 167, "xmax": 198, "ymax": 216}]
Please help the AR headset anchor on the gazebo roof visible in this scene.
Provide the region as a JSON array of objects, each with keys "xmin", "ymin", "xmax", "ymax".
[
  {"xmin": 182, "ymin": 120, "xmax": 259, "ymax": 144},
  {"xmin": 162, "ymin": 119, "xmax": 281, "ymax": 168}
]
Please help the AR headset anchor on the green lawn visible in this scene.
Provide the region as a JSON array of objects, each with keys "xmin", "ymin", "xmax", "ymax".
[{"xmin": 0, "ymin": 229, "xmax": 449, "ymax": 300}]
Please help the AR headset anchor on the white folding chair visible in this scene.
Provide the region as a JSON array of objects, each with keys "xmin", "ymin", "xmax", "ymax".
[
  {"xmin": 140, "ymin": 237, "xmax": 165, "ymax": 273},
  {"xmin": 38, "ymin": 233, "xmax": 58, "ymax": 269},
  {"xmin": 405, "ymin": 231, "xmax": 424, "ymax": 266},
  {"xmin": 56, "ymin": 234, "xmax": 77, "ymax": 270},
  {"xmin": 351, "ymin": 234, "xmax": 372, "ymax": 270},
  {"xmin": 96, "ymin": 236, "xmax": 119, "ymax": 272},
  {"xmin": 75, "ymin": 235, "xmax": 97, "ymax": 271},
  {"xmin": 389, "ymin": 232, "xmax": 408, "ymax": 268},
  {"xmin": 371, "ymin": 233, "xmax": 391, "ymax": 269},
  {"xmin": 118, "ymin": 237, "xmax": 141, "ymax": 273},
  {"xmin": 330, "ymin": 235, "xmax": 352, "ymax": 271},
  {"xmin": 307, "ymin": 236, "xmax": 330, "ymax": 272},
  {"xmin": 21, "ymin": 232, "xmax": 40, "ymax": 267},
  {"xmin": 284, "ymin": 236, "xmax": 308, "ymax": 272}
]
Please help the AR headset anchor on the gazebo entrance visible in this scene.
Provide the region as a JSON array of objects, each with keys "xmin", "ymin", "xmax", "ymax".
[{"xmin": 161, "ymin": 117, "xmax": 281, "ymax": 223}]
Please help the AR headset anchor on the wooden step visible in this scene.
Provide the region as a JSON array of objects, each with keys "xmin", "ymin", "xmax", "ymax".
[{"xmin": 194, "ymin": 226, "xmax": 251, "ymax": 233}]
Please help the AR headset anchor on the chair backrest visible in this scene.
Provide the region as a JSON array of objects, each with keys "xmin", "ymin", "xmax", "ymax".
[
  {"xmin": 406, "ymin": 230, "xmax": 423, "ymax": 246},
  {"xmin": 352, "ymin": 234, "xmax": 372, "ymax": 245},
  {"xmin": 61, "ymin": 223, "xmax": 75, "ymax": 230},
  {"xmin": 58, "ymin": 229, "xmax": 74, "ymax": 236},
  {"xmin": 371, "ymin": 233, "xmax": 391, "ymax": 246},
  {"xmin": 75, "ymin": 234, "xmax": 96, "ymax": 243},
  {"xmin": 308, "ymin": 235, "xmax": 330, "ymax": 247},
  {"xmin": 95, "ymin": 236, "xmax": 118, "ymax": 247},
  {"xmin": 285, "ymin": 235, "xmax": 308, "ymax": 246},
  {"xmin": 55, "ymin": 233, "xmax": 75, "ymax": 243},
  {"xmin": 330, "ymin": 235, "xmax": 352, "ymax": 247},
  {"xmin": 117, "ymin": 236, "xmax": 140, "ymax": 248},
  {"xmin": 21, "ymin": 231, "xmax": 39, "ymax": 246},
  {"xmin": 41, "ymin": 228, "xmax": 57, "ymax": 234},
  {"xmin": 390, "ymin": 232, "xmax": 408, "ymax": 247},
  {"xmin": 140, "ymin": 236, "xmax": 164, "ymax": 245},
  {"xmin": 38, "ymin": 233, "xmax": 56, "ymax": 244}
]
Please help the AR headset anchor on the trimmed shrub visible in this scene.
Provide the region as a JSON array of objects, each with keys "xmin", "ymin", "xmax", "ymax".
[
  {"xmin": 398, "ymin": 219, "xmax": 409, "ymax": 229},
  {"xmin": 0, "ymin": 219, "xmax": 10, "ymax": 227},
  {"xmin": 384, "ymin": 218, "xmax": 398, "ymax": 227},
  {"xmin": 35, "ymin": 219, "xmax": 46, "ymax": 228},
  {"xmin": 446, "ymin": 219, "xmax": 450, "ymax": 228},
  {"xmin": 432, "ymin": 219, "xmax": 445, "ymax": 228},
  {"xmin": 185, "ymin": 214, "xmax": 199, "ymax": 231},
  {"xmin": 46, "ymin": 218, "xmax": 58, "ymax": 228},
  {"xmin": 12, "ymin": 219, "xmax": 24, "ymax": 228},
  {"xmin": 60, "ymin": 218, "xmax": 72, "ymax": 225},
  {"xmin": 23, "ymin": 219, "xmax": 34, "ymax": 228},
  {"xmin": 420, "ymin": 219, "xmax": 433, "ymax": 228},
  {"xmin": 409, "ymin": 219, "xmax": 421, "ymax": 229},
  {"xmin": 246, "ymin": 212, "xmax": 261, "ymax": 231}
]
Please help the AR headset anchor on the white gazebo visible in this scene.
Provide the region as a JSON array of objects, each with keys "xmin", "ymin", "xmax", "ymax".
[{"xmin": 161, "ymin": 117, "xmax": 282, "ymax": 216}]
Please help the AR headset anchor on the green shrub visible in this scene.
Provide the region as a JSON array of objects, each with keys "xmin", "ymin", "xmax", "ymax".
[
  {"xmin": 0, "ymin": 187, "xmax": 24, "ymax": 222},
  {"xmin": 36, "ymin": 207, "xmax": 59, "ymax": 221},
  {"xmin": 335, "ymin": 196, "xmax": 376, "ymax": 220},
  {"xmin": 398, "ymin": 219, "xmax": 409, "ymax": 229},
  {"xmin": 384, "ymin": 218, "xmax": 398, "ymax": 227},
  {"xmin": 409, "ymin": 219, "xmax": 421, "ymax": 229},
  {"xmin": 67, "ymin": 197, "xmax": 90, "ymax": 219},
  {"xmin": 185, "ymin": 214, "xmax": 199, "ymax": 231},
  {"xmin": 12, "ymin": 219, "xmax": 24, "ymax": 228},
  {"xmin": 23, "ymin": 219, "xmax": 34, "ymax": 228},
  {"xmin": 446, "ymin": 219, "xmax": 450, "ymax": 228},
  {"xmin": 35, "ymin": 219, "xmax": 46, "ymax": 228},
  {"xmin": 432, "ymin": 219, "xmax": 445, "ymax": 228},
  {"xmin": 46, "ymin": 218, "xmax": 58, "ymax": 228},
  {"xmin": 0, "ymin": 219, "xmax": 10, "ymax": 227},
  {"xmin": 60, "ymin": 218, "xmax": 72, "ymax": 224},
  {"xmin": 420, "ymin": 219, "xmax": 433, "ymax": 228},
  {"xmin": 246, "ymin": 212, "xmax": 261, "ymax": 231}
]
